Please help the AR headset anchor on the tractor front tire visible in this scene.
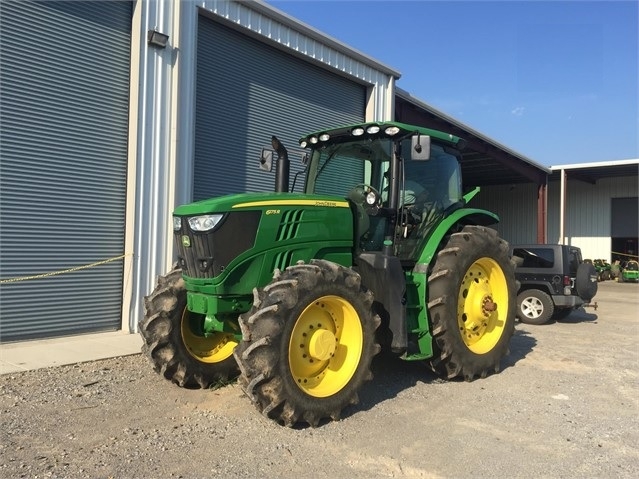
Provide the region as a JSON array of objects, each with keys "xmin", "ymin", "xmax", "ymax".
[
  {"xmin": 139, "ymin": 267, "xmax": 239, "ymax": 388},
  {"xmin": 234, "ymin": 260, "xmax": 381, "ymax": 427},
  {"xmin": 427, "ymin": 226, "xmax": 517, "ymax": 381}
]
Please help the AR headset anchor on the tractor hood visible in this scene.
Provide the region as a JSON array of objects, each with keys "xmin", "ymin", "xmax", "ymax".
[{"xmin": 174, "ymin": 192, "xmax": 350, "ymax": 216}]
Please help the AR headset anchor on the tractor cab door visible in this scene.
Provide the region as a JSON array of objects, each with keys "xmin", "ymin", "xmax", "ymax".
[
  {"xmin": 305, "ymin": 140, "xmax": 392, "ymax": 252},
  {"xmin": 394, "ymin": 143, "xmax": 463, "ymax": 262}
]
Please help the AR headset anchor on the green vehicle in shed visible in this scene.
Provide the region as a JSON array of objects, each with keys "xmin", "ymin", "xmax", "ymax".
[
  {"xmin": 620, "ymin": 260, "xmax": 639, "ymax": 282},
  {"xmin": 592, "ymin": 259, "xmax": 612, "ymax": 281},
  {"xmin": 140, "ymin": 121, "xmax": 518, "ymax": 427}
]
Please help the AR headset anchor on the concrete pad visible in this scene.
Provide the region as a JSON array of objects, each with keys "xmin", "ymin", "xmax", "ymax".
[{"xmin": 0, "ymin": 331, "xmax": 142, "ymax": 375}]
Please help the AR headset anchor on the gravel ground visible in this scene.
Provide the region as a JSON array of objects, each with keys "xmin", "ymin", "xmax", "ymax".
[{"xmin": 1, "ymin": 280, "xmax": 638, "ymax": 478}]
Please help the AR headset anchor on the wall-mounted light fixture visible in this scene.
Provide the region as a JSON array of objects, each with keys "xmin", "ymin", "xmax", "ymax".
[{"xmin": 147, "ymin": 29, "xmax": 169, "ymax": 48}]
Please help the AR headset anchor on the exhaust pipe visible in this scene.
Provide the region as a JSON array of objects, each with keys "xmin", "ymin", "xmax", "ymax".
[{"xmin": 271, "ymin": 136, "xmax": 289, "ymax": 193}]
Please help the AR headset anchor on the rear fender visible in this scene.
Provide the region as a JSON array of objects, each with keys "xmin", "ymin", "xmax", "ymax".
[{"xmin": 413, "ymin": 208, "xmax": 499, "ymax": 272}]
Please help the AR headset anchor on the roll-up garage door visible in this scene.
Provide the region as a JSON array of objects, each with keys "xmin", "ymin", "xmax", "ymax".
[
  {"xmin": 194, "ymin": 14, "xmax": 366, "ymax": 200},
  {"xmin": 0, "ymin": 1, "xmax": 131, "ymax": 341},
  {"xmin": 611, "ymin": 197, "xmax": 638, "ymax": 238}
]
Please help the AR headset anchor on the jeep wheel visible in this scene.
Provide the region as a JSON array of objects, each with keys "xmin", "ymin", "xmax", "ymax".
[
  {"xmin": 517, "ymin": 289, "xmax": 554, "ymax": 325},
  {"xmin": 139, "ymin": 267, "xmax": 240, "ymax": 388},
  {"xmin": 427, "ymin": 226, "xmax": 517, "ymax": 381},
  {"xmin": 234, "ymin": 260, "xmax": 381, "ymax": 427}
]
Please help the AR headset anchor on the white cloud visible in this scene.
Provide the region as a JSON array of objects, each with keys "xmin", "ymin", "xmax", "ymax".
[{"xmin": 511, "ymin": 106, "xmax": 525, "ymax": 116}]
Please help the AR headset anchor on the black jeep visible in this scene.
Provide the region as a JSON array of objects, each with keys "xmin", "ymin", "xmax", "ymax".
[{"xmin": 511, "ymin": 244, "xmax": 598, "ymax": 325}]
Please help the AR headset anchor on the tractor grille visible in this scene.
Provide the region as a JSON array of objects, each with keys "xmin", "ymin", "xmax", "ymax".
[
  {"xmin": 174, "ymin": 211, "xmax": 261, "ymax": 279},
  {"xmin": 276, "ymin": 209, "xmax": 304, "ymax": 241}
]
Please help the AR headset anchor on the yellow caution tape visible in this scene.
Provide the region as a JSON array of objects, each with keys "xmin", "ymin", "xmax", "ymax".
[
  {"xmin": 0, "ymin": 253, "xmax": 133, "ymax": 284},
  {"xmin": 611, "ymin": 251, "xmax": 639, "ymax": 260}
]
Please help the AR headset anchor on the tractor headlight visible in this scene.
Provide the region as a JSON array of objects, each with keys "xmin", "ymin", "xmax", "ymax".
[
  {"xmin": 173, "ymin": 216, "xmax": 182, "ymax": 231},
  {"xmin": 188, "ymin": 214, "xmax": 223, "ymax": 232},
  {"xmin": 366, "ymin": 125, "xmax": 380, "ymax": 134},
  {"xmin": 365, "ymin": 191, "xmax": 378, "ymax": 206},
  {"xmin": 385, "ymin": 126, "xmax": 400, "ymax": 136}
]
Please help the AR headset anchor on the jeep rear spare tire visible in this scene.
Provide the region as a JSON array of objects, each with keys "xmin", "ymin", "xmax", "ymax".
[{"xmin": 576, "ymin": 262, "xmax": 598, "ymax": 302}]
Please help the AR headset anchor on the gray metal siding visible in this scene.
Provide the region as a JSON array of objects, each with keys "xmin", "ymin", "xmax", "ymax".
[
  {"xmin": 194, "ymin": 15, "xmax": 366, "ymax": 200},
  {"xmin": 469, "ymin": 183, "xmax": 540, "ymax": 244},
  {"xmin": 547, "ymin": 176, "xmax": 638, "ymax": 259},
  {"xmin": 0, "ymin": 1, "xmax": 131, "ymax": 341}
]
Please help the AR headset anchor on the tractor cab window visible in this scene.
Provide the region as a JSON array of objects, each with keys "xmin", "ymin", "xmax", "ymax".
[
  {"xmin": 401, "ymin": 143, "xmax": 462, "ymax": 209},
  {"xmin": 306, "ymin": 140, "xmax": 391, "ymax": 198}
]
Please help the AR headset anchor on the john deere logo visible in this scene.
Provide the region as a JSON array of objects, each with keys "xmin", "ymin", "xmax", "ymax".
[{"xmin": 181, "ymin": 235, "xmax": 191, "ymax": 247}]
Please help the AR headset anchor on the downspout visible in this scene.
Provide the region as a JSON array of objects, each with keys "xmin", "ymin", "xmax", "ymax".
[
  {"xmin": 537, "ymin": 181, "xmax": 547, "ymax": 244},
  {"xmin": 559, "ymin": 168, "xmax": 566, "ymax": 244}
]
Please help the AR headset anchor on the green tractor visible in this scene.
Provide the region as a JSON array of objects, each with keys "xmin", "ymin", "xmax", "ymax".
[
  {"xmin": 140, "ymin": 122, "xmax": 517, "ymax": 427},
  {"xmin": 592, "ymin": 259, "xmax": 612, "ymax": 281},
  {"xmin": 620, "ymin": 260, "xmax": 639, "ymax": 283}
]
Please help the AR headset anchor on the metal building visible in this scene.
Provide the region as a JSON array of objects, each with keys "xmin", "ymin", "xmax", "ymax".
[
  {"xmin": 1, "ymin": 0, "xmax": 633, "ymax": 344},
  {"xmin": 0, "ymin": 0, "xmax": 398, "ymax": 341}
]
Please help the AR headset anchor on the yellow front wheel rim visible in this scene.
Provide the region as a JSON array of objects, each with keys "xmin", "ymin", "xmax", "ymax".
[
  {"xmin": 288, "ymin": 295, "xmax": 363, "ymax": 398},
  {"xmin": 181, "ymin": 309, "xmax": 238, "ymax": 364},
  {"xmin": 457, "ymin": 257, "xmax": 509, "ymax": 354}
]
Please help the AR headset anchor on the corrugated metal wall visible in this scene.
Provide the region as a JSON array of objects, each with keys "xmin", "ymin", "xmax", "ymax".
[
  {"xmin": 548, "ymin": 176, "xmax": 638, "ymax": 260},
  {"xmin": 468, "ymin": 183, "xmax": 540, "ymax": 245},
  {"xmin": 0, "ymin": 1, "xmax": 132, "ymax": 341},
  {"xmin": 472, "ymin": 175, "xmax": 638, "ymax": 260}
]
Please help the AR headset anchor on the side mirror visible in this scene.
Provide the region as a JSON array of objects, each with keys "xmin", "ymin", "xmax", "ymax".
[
  {"xmin": 301, "ymin": 153, "xmax": 309, "ymax": 166},
  {"xmin": 259, "ymin": 148, "xmax": 273, "ymax": 172},
  {"xmin": 411, "ymin": 134, "xmax": 431, "ymax": 161}
]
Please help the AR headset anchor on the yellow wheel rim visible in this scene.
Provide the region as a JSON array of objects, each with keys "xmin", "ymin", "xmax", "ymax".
[
  {"xmin": 180, "ymin": 309, "xmax": 238, "ymax": 364},
  {"xmin": 457, "ymin": 257, "xmax": 509, "ymax": 354},
  {"xmin": 288, "ymin": 295, "xmax": 363, "ymax": 398}
]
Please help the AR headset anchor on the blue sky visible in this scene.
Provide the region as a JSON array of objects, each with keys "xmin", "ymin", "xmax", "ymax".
[{"xmin": 268, "ymin": 0, "xmax": 638, "ymax": 167}]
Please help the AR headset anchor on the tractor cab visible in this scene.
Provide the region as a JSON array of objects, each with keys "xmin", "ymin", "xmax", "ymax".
[{"xmin": 299, "ymin": 122, "xmax": 464, "ymax": 262}]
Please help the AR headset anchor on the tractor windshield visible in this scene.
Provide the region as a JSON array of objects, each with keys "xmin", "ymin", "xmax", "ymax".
[
  {"xmin": 305, "ymin": 137, "xmax": 462, "ymax": 209},
  {"xmin": 305, "ymin": 138, "xmax": 392, "ymax": 198}
]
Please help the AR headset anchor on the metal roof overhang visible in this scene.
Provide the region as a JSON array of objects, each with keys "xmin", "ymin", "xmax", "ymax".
[
  {"xmin": 550, "ymin": 159, "xmax": 639, "ymax": 184},
  {"xmin": 395, "ymin": 89, "xmax": 550, "ymax": 187}
]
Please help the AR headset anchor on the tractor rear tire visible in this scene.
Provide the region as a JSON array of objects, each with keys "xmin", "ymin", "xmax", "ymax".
[
  {"xmin": 233, "ymin": 259, "xmax": 381, "ymax": 427},
  {"xmin": 427, "ymin": 226, "xmax": 517, "ymax": 381},
  {"xmin": 139, "ymin": 267, "xmax": 239, "ymax": 388}
]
